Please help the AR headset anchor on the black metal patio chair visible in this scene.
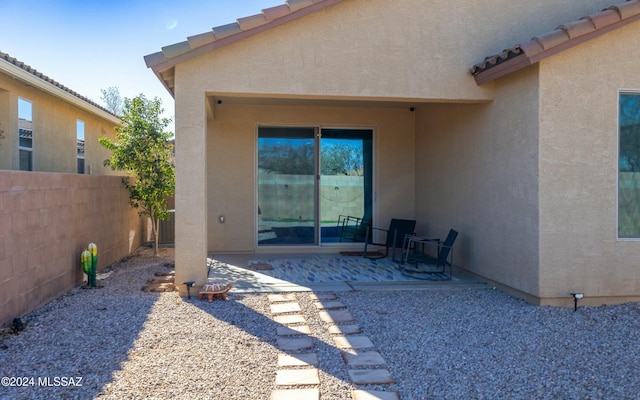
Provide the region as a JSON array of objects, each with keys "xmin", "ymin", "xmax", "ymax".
[
  {"xmin": 400, "ymin": 229, "xmax": 458, "ymax": 280},
  {"xmin": 363, "ymin": 218, "xmax": 416, "ymax": 261}
]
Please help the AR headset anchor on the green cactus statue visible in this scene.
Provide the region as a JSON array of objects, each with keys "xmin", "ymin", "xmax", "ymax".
[{"xmin": 81, "ymin": 243, "xmax": 98, "ymax": 287}]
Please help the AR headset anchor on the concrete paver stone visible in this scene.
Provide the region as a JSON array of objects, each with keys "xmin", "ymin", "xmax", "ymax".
[
  {"xmin": 348, "ymin": 369, "xmax": 396, "ymax": 385},
  {"xmin": 328, "ymin": 324, "xmax": 362, "ymax": 335},
  {"xmin": 319, "ymin": 309, "xmax": 354, "ymax": 323},
  {"xmin": 273, "ymin": 314, "xmax": 307, "ymax": 325},
  {"xmin": 268, "ymin": 294, "xmax": 298, "ymax": 303},
  {"xmin": 351, "ymin": 390, "xmax": 400, "ymax": 400},
  {"xmin": 271, "ymin": 389, "xmax": 319, "ymax": 400},
  {"xmin": 276, "ymin": 369, "xmax": 320, "ymax": 385},
  {"xmin": 309, "ymin": 293, "xmax": 338, "ymax": 301},
  {"xmin": 333, "ymin": 335, "xmax": 374, "ymax": 349},
  {"xmin": 277, "ymin": 337, "xmax": 314, "ymax": 351},
  {"xmin": 277, "ymin": 325, "xmax": 312, "ymax": 336},
  {"xmin": 314, "ymin": 301, "xmax": 346, "ymax": 310},
  {"xmin": 278, "ymin": 353, "xmax": 318, "ymax": 367},
  {"xmin": 342, "ymin": 350, "xmax": 386, "ymax": 366},
  {"xmin": 270, "ymin": 302, "xmax": 302, "ymax": 314}
]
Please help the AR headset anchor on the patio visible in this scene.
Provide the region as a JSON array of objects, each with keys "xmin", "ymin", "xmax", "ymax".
[{"xmin": 206, "ymin": 253, "xmax": 487, "ymax": 293}]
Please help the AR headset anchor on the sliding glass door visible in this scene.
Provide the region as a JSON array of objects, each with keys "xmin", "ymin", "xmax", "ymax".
[{"xmin": 257, "ymin": 126, "xmax": 373, "ymax": 246}]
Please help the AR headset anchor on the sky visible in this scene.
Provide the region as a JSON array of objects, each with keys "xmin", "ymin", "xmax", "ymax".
[{"xmin": 0, "ymin": 0, "xmax": 284, "ymax": 131}]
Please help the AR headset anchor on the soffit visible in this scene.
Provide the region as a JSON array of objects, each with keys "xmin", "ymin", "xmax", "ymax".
[
  {"xmin": 144, "ymin": 0, "xmax": 346, "ymax": 97},
  {"xmin": 0, "ymin": 51, "xmax": 119, "ymax": 123},
  {"xmin": 470, "ymin": 0, "xmax": 640, "ymax": 85}
]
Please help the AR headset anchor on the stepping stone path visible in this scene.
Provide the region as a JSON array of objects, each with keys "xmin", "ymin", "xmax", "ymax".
[{"xmin": 267, "ymin": 292, "xmax": 399, "ymax": 400}]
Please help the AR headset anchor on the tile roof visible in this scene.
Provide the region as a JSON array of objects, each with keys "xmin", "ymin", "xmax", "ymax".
[
  {"xmin": 144, "ymin": 0, "xmax": 345, "ymax": 95},
  {"xmin": 0, "ymin": 51, "xmax": 117, "ymax": 118},
  {"xmin": 470, "ymin": 0, "xmax": 640, "ymax": 85}
]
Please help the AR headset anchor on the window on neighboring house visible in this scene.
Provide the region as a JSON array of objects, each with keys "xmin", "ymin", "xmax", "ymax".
[
  {"xmin": 618, "ymin": 92, "xmax": 640, "ymax": 238},
  {"xmin": 18, "ymin": 98, "xmax": 33, "ymax": 171},
  {"xmin": 77, "ymin": 120, "xmax": 85, "ymax": 174}
]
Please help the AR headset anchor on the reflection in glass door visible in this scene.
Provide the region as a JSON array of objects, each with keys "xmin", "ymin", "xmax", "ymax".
[
  {"xmin": 320, "ymin": 129, "xmax": 373, "ymax": 243},
  {"xmin": 258, "ymin": 127, "xmax": 317, "ymax": 245},
  {"xmin": 257, "ymin": 126, "xmax": 373, "ymax": 246}
]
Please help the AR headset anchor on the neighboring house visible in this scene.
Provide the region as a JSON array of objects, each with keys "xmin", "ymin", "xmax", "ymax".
[
  {"xmin": 145, "ymin": 0, "xmax": 640, "ymax": 306},
  {"xmin": 0, "ymin": 51, "xmax": 120, "ymax": 174},
  {"xmin": 0, "ymin": 52, "xmax": 145, "ymax": 326}
]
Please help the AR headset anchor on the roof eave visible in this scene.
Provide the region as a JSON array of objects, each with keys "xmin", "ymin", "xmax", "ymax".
[
  {"xmin": 145, "ymin": 0, "xmax": 345, "ymax": 97},
  {"xmin": 472, "ymin": 6, "xmax": 640, "ymax": 85},
  {"xmin": 0, "ymin": 58, "xmax": 120, "ymax": 124}
]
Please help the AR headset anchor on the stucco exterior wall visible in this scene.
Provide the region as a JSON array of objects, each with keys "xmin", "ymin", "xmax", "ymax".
[
  {"xmin": 0, "ymin": 73, "xmax": 118, "ymax": 175},
  {"xmin": 206, "ymin": 103, "xmax": 415, "ymax": 252},
  {"xmin": 537, "ymin": 22, "xmax": 640, "ymax": 306},
  {"xmin": 0, "ymin": 171, "xmax": 144, "ymax": 326},
  {"xmin": 170, "ymin": 0, "xmax": 614, "ymax": 104},
  {"xmin": 415, "ymin": 66, "xmax": 541, "ymax": 299}
]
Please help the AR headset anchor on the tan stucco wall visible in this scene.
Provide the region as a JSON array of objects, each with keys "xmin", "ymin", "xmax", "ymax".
[
  {"xmin": 0, "ymin": 73, "xmax": 118, "ymax": 174},
  {"xmin": 0, "ymin": 171, "xmax": 144, "ymax": 326},
  {"xmin": 171, "ymin": 0, "xmax": 614, "ymax": 104},
  {"xmin": 537, "ymin": 22, "xmax": 640, "ymax": 306},
  {"xmin": 207, "ymin": 103, "xmax": 415, "ymax": 252},
  {"xmin": 415, "ymin": 66, "xmax": 541, "ymax": 299}
]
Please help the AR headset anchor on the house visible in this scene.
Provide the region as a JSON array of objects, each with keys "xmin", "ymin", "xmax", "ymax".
[
  {"xmin": 145, "ymin": 0, "xmax": 640, "ymax": 306},
  {"xmin": 0, "ymin": 51, "xmax": 120, "ymax": 174}
]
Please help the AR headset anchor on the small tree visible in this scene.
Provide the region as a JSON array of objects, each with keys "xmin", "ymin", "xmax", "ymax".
[
  {"xmin": 99, "ymin": 94, "xmax": 175, "ymax": 256},
  {"xmin": 100, "ymin": 86, "xmax": 124, "ymax": 115}
]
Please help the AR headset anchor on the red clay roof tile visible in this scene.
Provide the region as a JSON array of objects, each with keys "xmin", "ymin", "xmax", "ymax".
[
  {"xmin": 0, "ymin": 51, "xmax": 115, "ymax": 116},
  {"xmin": 471, "ymin": 0, "xmax": 640, "ymax": 85}
]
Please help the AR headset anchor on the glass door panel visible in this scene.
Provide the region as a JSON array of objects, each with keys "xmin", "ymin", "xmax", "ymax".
[
  {"xmin": 320, "ymin": 129, "xmax": 373, "ymax": 243},
  {"xmin": 258, "ymin": 127, "xmax": 317, "ymax": 245}
]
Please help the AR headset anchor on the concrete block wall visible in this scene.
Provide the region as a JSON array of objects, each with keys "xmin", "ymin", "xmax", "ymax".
[
  {"xmin": 258, "ymin": 174, "xmax": 364, "ymax": 222},
  {"xmin": 0, "ymin": 170, "xmax": 144, "ymax": 326}
]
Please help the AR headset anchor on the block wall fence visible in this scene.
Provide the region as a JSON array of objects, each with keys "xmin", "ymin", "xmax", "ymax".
[{"xmin": 0, "ymin": 171, "xmax": 145, "ymax": 326}]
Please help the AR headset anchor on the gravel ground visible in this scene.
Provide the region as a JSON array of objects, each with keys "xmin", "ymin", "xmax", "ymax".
[{"xmin": 1, "ymin": 247, "xmax": 640, "ymax": 399}]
